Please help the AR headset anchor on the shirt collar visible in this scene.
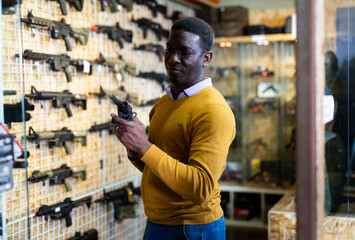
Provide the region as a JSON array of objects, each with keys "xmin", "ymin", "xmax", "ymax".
[{"xmin": 166, "ymin": 77, "xmax": 213, "ymax": 100}]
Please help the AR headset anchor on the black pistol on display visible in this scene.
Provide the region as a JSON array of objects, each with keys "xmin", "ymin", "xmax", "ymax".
[
  {"xmin": 67, "ymin": 229, "xmax": 98, "ymax": 240},
  {"xmin": 28, "ymin": 164, "xmax": 86, "ymax": 191},
  {"xmin": 4, "ymin": 98, "xmax": 35, "ymax": 129},
  {"xmin": 25, "ymin": 86, "xmax": 87, "ymax": 117},
  {"xmin": 21, "ymin": 11, "xmax": 72, "ymax": 51},
  {"xmin": 35, "ymin": 196, "xmax": 92, "ymax": 227},
  {"xmin": 110, "ymin": 95, "xmax": 136, "ymax": 123}
]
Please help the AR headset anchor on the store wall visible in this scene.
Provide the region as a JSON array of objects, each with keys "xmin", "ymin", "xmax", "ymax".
[
  {"xmin": 1, "ymin": 0, "xmax": 194, "ymax": 239},
  {"xmin": 220, "ymin": 0, "xmax": 294, "ymax": 10}
]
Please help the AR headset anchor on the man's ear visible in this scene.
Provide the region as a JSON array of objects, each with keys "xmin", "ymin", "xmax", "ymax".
[{"xmin": 203, "ymin": 51, "xmax": 213, "ymax": 67}]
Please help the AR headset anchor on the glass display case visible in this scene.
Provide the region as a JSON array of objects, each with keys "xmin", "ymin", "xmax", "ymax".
[
  {"xmin": 210, "ymin": 34, "xmax": 296, "ymax": 227},
  {"xmin": 210, "ymin": 34, "xmax": 296, "ymax": 188}
]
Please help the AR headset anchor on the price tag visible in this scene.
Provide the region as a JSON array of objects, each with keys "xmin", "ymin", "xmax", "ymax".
[{"xmin": 83, "ymin": 61, "xmax": 91, "ymax": 74}]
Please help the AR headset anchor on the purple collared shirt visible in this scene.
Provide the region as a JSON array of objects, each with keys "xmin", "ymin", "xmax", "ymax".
[{"xmin": 165, "ymin": 78, "xmax": 213, "ymax": 100}]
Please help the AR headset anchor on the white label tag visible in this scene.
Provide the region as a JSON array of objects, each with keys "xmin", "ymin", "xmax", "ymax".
[{"xmin": 83, "ymin": 61, "xmax": 91, "ymax": 74}]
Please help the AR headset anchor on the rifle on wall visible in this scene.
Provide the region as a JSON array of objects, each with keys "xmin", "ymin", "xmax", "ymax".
[
  {"xmin": 28, "ymin": 164, "xmax": 86, "ymax": 191},
  {"xmin": 18, "ymin": 50, "xmax": 92, "ymax": 82},
  {"xmin": 95, "ymin": 182, "xmax": 140, "ymax": 220},
  {"xmin": 89, "ymin": 85, "xmax": 139, "ymax": 104},
  {"xmin": 91, "ymin": 23, "xmax": 132, "ymax": 48},
  {"xmin": 25, "ymin": 86, "xmax": 87, "ymax": 117},
  {"xmin": 49, "ymin": 0, "xmax": 84, "ymax": 15},
  {"xmin": 133, "ymin": 43, "xmax": 164, "ymax": 62},
  {"xmin": 21, "ymin": 11, "xmax": 73, "ymax": 51},
  {"xmin": 4, "ymin": 98, "xmax": 35, "ymax": 129},
  {"xmin": 35, "ymin": 196, "xmax": 92, "ymax": 227},
  {"xmin": 26, "ymin": 126, "xmax": 87, "ymax": 155},
  {"xmin": 136, "ymin": 71, "xmax": 168, "ymax": 91},
  {"xmin": 89, "ymin": 121, "xmax": 116, "ymax": 135},
  {"xmin": 131, "ymin": 17, "xmax": 169, "ymax": 41},
  {"xmin": 95, "ymin": 53, "xmax": 136, "ymax": 81},
  {"xmin": 67, "ymin": 229, "xmax": 98, "ymax": 240}
]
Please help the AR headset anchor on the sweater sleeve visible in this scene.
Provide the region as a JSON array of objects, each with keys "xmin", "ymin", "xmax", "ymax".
[
  {"xmin": 130, "ymin": 159, "xmax": 145, "ymax": 172},
  {"xmin": 141, "ymin": 104, "xmax": 236, "ymax": 204}
]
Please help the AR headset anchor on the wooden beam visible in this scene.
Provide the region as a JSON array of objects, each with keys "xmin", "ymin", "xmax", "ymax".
[
  {"xmin": 171, "ymin": 0, "xmax": 220, "ymax": 9},
  {"xmin": 172, "ymin": 0, "xmax": 203, "ymax": 10}
]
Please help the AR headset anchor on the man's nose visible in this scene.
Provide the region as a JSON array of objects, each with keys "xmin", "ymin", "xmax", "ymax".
[{"xmin": 168, "ymin": 51, "xmax": 180, "ymax": 63}]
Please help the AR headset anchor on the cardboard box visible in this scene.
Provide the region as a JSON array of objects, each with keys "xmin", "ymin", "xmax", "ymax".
[
  {"xmin": 211, "ymin": 21, "xmax": 246, "ymax": 37},
  {"xmin": 219, "ymin": 6, "xmax": 249, "ymax": 24},
  {"xmin": 196, "ymin": 7, "xmax": 220, "ymax": 24}
]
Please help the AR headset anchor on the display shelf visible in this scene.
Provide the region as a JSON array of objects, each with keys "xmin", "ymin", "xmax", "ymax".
[
  {"xmin": 220, "ymin": 182, "xmax": 289, "ymax": 229},
  {"xmin": 214, "ymin": 33, "xmax": 296, "ymax": 44}
]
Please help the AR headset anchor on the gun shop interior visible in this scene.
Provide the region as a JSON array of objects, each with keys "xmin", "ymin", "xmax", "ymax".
[{"xmin": 0, "ymin": 0, "xmax": 353, "ymax": 239}]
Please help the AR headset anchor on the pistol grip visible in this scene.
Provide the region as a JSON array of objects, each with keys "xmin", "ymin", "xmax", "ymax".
[
  {"xmin": 118, "ymin": 40, "xmax": 123, "ymax": 49},
  {"xmin": 64, "ymin": 178, "xmax": 72, "ymax": 191},
  {"xmin": 59, "ymin": 0, "xmax": 68, "ymax": 15},
  {"xmin": 64, "ymin": 213, "xmax": 72, "ymax": 227},
  {"xmin": 63, "ymin": 36, "xmax": 72, "ymax": 51},
  {"xmin": 64, "ymin": 104, "xmax": 73, "ymax": 118},
  {"xmin": 143, "ymin": 28, "xmax": 147, "ymax": 39},
  {"xmin": 64, "ymin": 66, "xmax": 72, "ymax": 82},
  {"xmin": 113, "ymin": 202, "xmax": 120, "ymax": 220}
]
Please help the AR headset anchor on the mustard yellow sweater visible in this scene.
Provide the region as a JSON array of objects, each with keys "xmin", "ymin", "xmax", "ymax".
[{"xmin": 131, "ymin": 86, "xmax": 236, "ymax": 225}]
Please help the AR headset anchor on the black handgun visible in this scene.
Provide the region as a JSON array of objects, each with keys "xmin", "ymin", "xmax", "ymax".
[{"xmin": 110, "ymin": 95, "xmax": 136, "ymax": 123}]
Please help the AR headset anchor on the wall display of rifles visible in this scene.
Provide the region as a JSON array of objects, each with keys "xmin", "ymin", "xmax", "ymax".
[
  {"xmin": 28, "ymin": 164, "xmax": 86, "ymax": 191},
  {"xmin": 21, "ymin": 11, "xmax": 89, "ymax": 51},
  {"xmin": 34, "ymin": 183, "xmax": 140, "ymax": 227}
]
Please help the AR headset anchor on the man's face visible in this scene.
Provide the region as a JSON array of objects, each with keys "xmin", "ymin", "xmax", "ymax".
[{"xmin": 164, "ymin": 29, "xmax": 209, "ymax": 88}]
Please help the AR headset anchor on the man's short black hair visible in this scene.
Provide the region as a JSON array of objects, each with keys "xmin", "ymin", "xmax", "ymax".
[{"xmin": 171, "ymin": 17, "xmax": 214, "ymax": 52}]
